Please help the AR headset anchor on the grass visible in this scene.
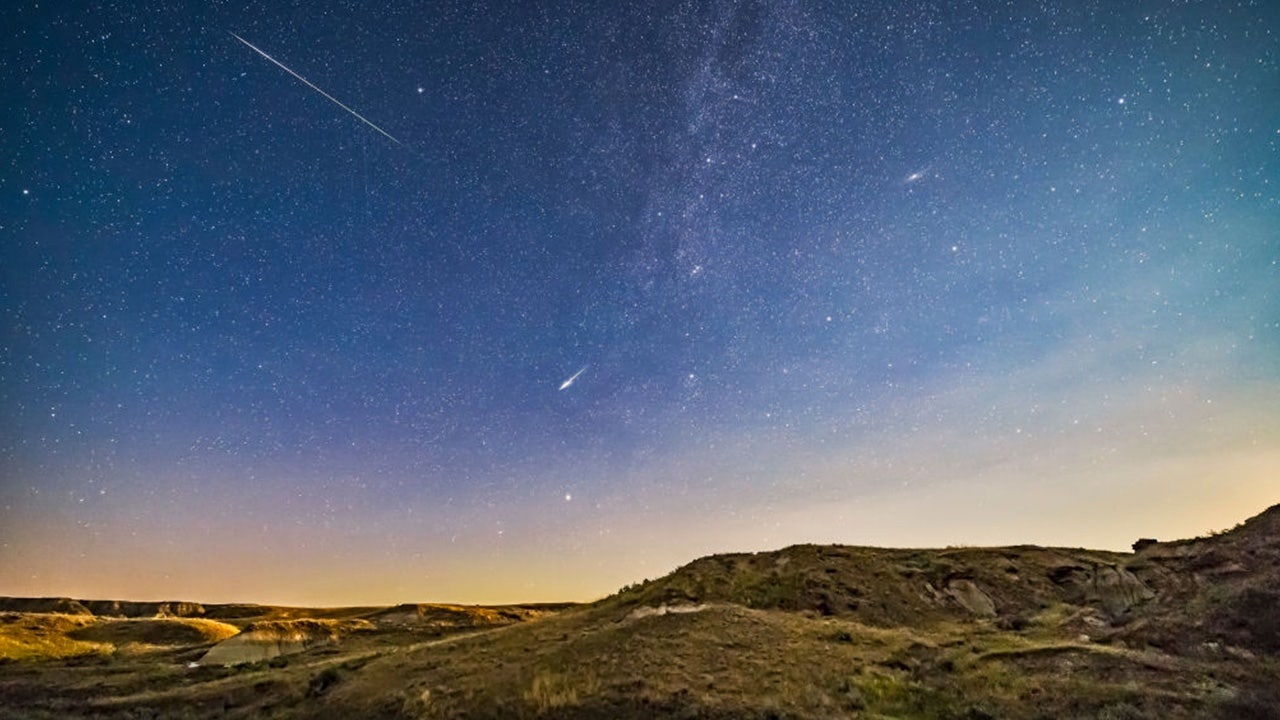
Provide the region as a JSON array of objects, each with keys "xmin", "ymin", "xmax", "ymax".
[
  {"xmin": 0, "ymin": 613, "xmax": 245, "ymax": 663},
  {"xmin": 69, "ymin": 617, "xmax": 240, "ymax": 646},
  {"xmin": 0, "ymin": 601, "xmax": 1258, "ymax": 720},
  {"xmin": 0, "ymin": 612, "xmax": 108, "ymax": 661},
  {"xmin": 238, "ymin": 617, "xmax": 373, "ymax": 639},
  {"xmin": 523, "ymin": 668, "xmax": 601, "ymax": 713},
  {"xmin": 2, "ymin": 503, "xmax": 1277, "ymax": 719}
]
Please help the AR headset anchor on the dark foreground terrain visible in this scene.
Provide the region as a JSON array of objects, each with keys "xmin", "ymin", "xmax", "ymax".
[{"xmin": 2, "ymin": 504, "xmax": 1278, "ymax": 719}]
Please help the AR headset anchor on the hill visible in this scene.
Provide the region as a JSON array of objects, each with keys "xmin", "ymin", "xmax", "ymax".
[{"xmin": 1, "ymin": 504, "xmax": 1277, "ymax": 719}]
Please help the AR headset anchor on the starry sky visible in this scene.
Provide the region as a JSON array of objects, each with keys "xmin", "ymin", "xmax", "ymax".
[{"xmin": 2, "ymin": 0, "xmax": 1278, "ymax": 605}]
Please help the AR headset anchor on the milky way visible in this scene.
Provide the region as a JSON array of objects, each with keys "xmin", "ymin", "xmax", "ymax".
[{"xmin": 2, "ymin": 1, "xmax": 1278, "ymax": 604}]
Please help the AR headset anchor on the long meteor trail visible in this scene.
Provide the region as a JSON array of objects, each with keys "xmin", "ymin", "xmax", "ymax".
[
  {"xmin": 559, "ymin": 366, "xmax": 588, "ymax": 391},
  {"xmin": 229, "ymin": 31, "xmax": 401, "ymax": 145}
]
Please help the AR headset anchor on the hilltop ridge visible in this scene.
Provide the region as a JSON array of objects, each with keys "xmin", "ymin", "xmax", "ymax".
[{"xmin": 1, "ymin": 503, "xmax": 1276, "ymax": 719}]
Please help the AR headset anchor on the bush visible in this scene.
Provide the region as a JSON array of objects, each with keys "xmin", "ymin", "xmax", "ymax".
[
  {"xmin": 1214, "ymin": 587, "xmax": 1280, "ymax": 652},
  {"xmin": 1215, "ymin": 682, "xmax": 1280, "ymax": 720},
  {"xmin": 995, "ymin": 614, "xmax": 1030, "ymax": 632},
  {"xmin": 307, "ymin": 667, "xmax": 341, "ymax": 697}
]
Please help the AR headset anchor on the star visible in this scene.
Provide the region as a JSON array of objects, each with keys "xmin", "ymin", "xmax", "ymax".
[{"xmin": 2, "ymin": 0, "xmax": 1273, "ymax": 609}]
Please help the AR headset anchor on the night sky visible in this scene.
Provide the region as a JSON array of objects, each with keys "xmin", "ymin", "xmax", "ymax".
[{"xmin": 3, "ymin": 1, "xmax": 1278, "ymax": 605}]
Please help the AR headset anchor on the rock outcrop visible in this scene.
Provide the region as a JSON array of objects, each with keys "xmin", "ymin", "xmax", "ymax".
[
  {"xmin": 0, "ymin": 597, "xmax": 92, "ymax": 615},
  {"xmin": 1047, "ymin": 563, "xmax": 1155, "ymax": 620},
  {"xmin": 0, "ymin": 597, "xmax": 208, "ymax": 619},
  {"xmin": 943, "ymin": 578, "xmax": 997, "ymax": 617}
]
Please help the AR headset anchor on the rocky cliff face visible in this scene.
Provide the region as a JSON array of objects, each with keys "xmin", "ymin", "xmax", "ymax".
[
  {"xmin": 1045, "ymin": 562, "xmax": 1155, "ymax": 619},
  {"xmin": 1123, "ymin": 504, "xmax": 1280, "ymax": 655},
  {"xmin": 0, "ymin": 597, "xmax": 207, "ymax": 619}
]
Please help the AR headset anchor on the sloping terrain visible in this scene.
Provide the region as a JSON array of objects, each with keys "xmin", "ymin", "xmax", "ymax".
[
  {"xmin": 0, "ymin": 504, "xmax": 1276, "ymax": 719},
  {"xmin": 308, "ymin": 504, "xmax": 1280, "ymax": 720},
  {"xmin": 0, "ymin": 613, "xmax": 241, "ymax": 662},
  {"xmin": 199, "ymin": 619, "xmax": 376, "ymax": 666}
]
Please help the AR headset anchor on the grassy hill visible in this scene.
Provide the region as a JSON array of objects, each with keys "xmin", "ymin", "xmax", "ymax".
[{"xmin": 1, "ymin": 504, "xmax": 1276, "ymax": 719}]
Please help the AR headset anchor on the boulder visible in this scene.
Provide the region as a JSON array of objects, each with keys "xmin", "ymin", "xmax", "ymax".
[
  {"xmin": 944, "ymin": 579, "xmax": 997, "ymax": 618},
  {"xmin": 1132, "ymin": 538, "xmax": 1159, "ymax": 552}
]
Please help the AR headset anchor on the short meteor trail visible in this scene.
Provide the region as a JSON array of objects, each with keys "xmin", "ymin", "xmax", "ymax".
[
  {"xmin": 229, "ymin": 31, "xmax": 401, "ymax": 145},
  {"xmin": 559, "ymin": 366, "xmax": 588, "ymax": 391}
]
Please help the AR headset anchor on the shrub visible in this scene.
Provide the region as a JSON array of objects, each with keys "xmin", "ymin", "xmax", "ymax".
[
  {"xmin": 1213, "ymin": 587, "xmax": 1280, "ymax": 653},
  {"xmin": 995, "ymin": 615, "xmax": 1030, "ymax": 632},
  {"xmin": 1215, "ymin": 681, "xmax": 1280, "ymax": 720},
  {"xmin": 307, "ymin": 667, "xmax": 341, "ymax": 697}
]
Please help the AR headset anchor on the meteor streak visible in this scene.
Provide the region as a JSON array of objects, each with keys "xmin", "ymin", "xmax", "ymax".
[
  {"xmin": 229, "ymin": 32, "xmax": 401, "ymax": 145},
  {"xmin": 559, "ymin": 366, "xmax": 588, "ymax": 391}
]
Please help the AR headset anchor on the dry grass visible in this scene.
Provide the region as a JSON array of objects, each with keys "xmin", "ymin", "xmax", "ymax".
[
  {"xmin": 0, "ymin": 612, "xmax": 107, "ymax": 661},
  {"xmin": 70, "ymin": 617, "xmax": 240, "ymax": 646},
  {"xmin": 0, "ymin": 613, "xmax": 242, "ymax": 662},
  {"xmin": 523, "ymin": 668, "xmax": 601, "ymax": 713},
  {"xmin": 2, "ymin": 503, "xmax": 1278, "ymax": 720},
  {"xmin": 239, "ymin": 618, "xmax": 373, "ymax": 639}
]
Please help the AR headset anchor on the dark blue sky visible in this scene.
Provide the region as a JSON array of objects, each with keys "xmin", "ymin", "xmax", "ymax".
[{"xmin": 3, "ymin": 0, "xmax": 1278, "ymax": 603}]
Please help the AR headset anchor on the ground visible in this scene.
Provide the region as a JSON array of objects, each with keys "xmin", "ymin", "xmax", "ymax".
[{"xmin": 1, "ymin": 504, "xmax": 1277, "ymax": 719}]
